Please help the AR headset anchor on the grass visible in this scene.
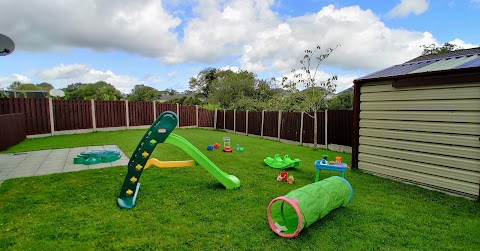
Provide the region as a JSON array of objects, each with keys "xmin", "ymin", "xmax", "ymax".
[{"xmin": 0, "ymin": 128, "xmax": 479, "ymax": 250}]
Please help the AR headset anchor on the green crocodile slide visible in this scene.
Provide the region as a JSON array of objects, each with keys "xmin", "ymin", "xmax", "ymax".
[
  {"xmin": 117, "ymin": 111, "xmax": 240, "ymax": 209},
  {"xmin": 164, "ymin": 133, "xmax": 241, "ymax": 190}
]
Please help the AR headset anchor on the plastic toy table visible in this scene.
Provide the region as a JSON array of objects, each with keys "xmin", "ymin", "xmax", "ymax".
[{"xmin": 314, "ymin": 160, "xmax": 348, "ymax": 182}]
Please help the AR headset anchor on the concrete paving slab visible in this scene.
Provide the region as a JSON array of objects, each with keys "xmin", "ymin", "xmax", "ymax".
[{"xmin": 0, "ymin": 145, "xmax": 128, "ymax": 186}]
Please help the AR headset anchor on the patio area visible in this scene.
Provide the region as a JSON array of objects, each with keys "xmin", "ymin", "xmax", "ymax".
[{"xmin": 0, "ymin": 145, "xmax": 129, "ymax": 186}]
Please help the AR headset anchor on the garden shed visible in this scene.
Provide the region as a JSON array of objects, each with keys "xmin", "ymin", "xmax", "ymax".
[{"xmin": 351, "ymin": 47, "xmax": 480, "ymax": 199}]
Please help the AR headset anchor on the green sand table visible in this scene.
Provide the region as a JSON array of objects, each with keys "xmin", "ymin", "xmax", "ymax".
[
  {"xmin": 74, "ymin": 149, "xmax": 121, "ymax": 165},
  {"xmin": 264, "ymin": 154, "xmax": 300, "ymax": 169}
]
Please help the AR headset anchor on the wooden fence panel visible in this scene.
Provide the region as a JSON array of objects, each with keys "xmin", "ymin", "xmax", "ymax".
[
  {"xmin": 95, "ymin": 100, "xmax": 126, "ymax": 128},
  {"xmin": 280, "ymin": 112, "xmax": 301, "ymax": 142},
  {"xmin": 216, "ymin": 110, "xmax": 225, "ymax": 129},
  {"xmin": 263, "ymin": 111, "xmax": 278, "ymax": 138},
  {"xmin": 235, "ymin": 110, "xmax": 246, "ymax": 133},
  {"xmin": 247, "ymin": 111, "xmax": 262, "ymax": 136},
  {"xmin": 302, "ymin": 112, "xmax": 314, "ymax": 143},
  {"xmin": 179, "ymin": 105, "xmax": 196, "ymax": 127},
  {"xmin": 0, "ymin": 98, "xmax": 15, "ymax": 114},
  {"xmin": 129, "ymin": 101, "xmax": 154, "ymax": 126},
  {"xmin": 0, "ymin": 113, "xmax": 27, "ymax": 151},
  {"xmin": 1, "ymin": 98, "xmax": 50, "ymax": 135},
  {"xmin": 0, "ymin": 98, "xmax": 353, "ymax": 148},
  {"xmin": 328, "ymin": 110, "xmax": 353, "ymax": 146},
  {"xmin": 317, "ymin": 112, "xmax": 326, "ymax": 145},
  {"xmin": 199, "ymin": 108, "xmax": 214, "ymax": 127},
  {"xmin": 155, "ymin": 103, "xmax": 177, "ymax": 117},
  {"xmin": 225, "ymin": 110, "xmax": 234, "ymax": 130},
  {"xmin": 53, "ymin": 99, "xmax": 92, "ymax": 131},
  {"xmin": 302, "ymin": 112, "xmax": 325, "ymax": 145}
]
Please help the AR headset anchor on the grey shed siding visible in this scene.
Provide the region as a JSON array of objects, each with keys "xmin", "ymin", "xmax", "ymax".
[{"xmin": 358, "ymin": 81, "xmax": 480, "ymax": 198}]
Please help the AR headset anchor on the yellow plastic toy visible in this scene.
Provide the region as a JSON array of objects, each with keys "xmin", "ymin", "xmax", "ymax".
[
  {"xmin": 144, "ymin": 158, "xmax": 195, "ymax": 169},
  {"xmin": 287, "ymin": 175, "xmax": 294, "ymax": 184}
]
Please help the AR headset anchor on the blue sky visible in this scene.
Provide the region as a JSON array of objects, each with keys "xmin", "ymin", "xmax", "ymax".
[{"xmin": 0, "ymin": 0, "xmax": 479, "ymax": 94}]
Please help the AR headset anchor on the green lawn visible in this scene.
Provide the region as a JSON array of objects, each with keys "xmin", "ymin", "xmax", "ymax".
[{"xmin": 0, "ymin": 128, "xmax": 479, "ymax": 250}]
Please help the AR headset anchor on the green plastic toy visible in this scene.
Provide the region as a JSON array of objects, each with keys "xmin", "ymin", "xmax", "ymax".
[
  {"xmin": 264, "ymin": 154, "xmax": 300, "ymax": 169},
  {"xmin": 73, "ymin": 149, "xmax": 121, "ymax": 165},
  {"xmin": 267, "ymin": 176, "xmax": 353, "ymax": 238},
  {"xmin": 117, "ymin": 111, "xmax": 240, "ymax": 209}
]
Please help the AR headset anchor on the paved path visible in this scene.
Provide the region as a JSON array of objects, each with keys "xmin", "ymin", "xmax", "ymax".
[{"xmin": 0, "ymin": 145, "xmax": 129, "ymax": 186}]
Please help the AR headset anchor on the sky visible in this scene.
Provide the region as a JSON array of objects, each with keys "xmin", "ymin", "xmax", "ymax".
[{"xmin": 0, "ymin": 0, "xmax": 479, "ymax": 94}]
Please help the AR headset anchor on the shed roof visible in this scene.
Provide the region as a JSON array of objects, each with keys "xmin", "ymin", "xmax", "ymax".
[{"xmin": 356, "ymin": 47, "xmax": 480, "ymax": 82}]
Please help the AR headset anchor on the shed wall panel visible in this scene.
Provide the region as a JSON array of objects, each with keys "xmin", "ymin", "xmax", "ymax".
[
  {"xmin": 361, "ymin": 86, "xmax": 480, "ymax": 101},
  {"xmin": 361, "ymin": 82, "xmax": 480, "ymax": 93},
  {"xmin": 358, "ymin": 80, "xmax": 480, "ymax": 198},
  {"xmin": 359, "ymin": 128, "xmax": 480, "ymax": 148},
  {"xmin": 359, "ymin": 145, "xmax": 479, "ymax": 172},
  {"xmin": 360, "ymin": 119, "xmax": 479, "ymax": 135},
  {"xmin": 360, "ymin": 111, "xmax": 480, "ymax": 123},
  {"xmin": 361, "ymin": 99, "xmax": 479, "ymax": 111},
  {"xmin": 359, "ymin": 153, "xmax": 480, "ymax": 184},
  {"xmin": 359, "ymin": 162, "xmax": 479, "ymax": 197},
  {"xmin": 359, "ymin": 136, "xmax": 480, "ymax": 160}
]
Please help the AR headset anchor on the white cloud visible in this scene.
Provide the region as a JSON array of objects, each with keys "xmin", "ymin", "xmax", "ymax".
[
  {"xmin": 276, "ymin": 68, "xmax": 356, "ymax": 93},
  {"xmin": 0, "ymin": 0, "xmax": 181, "ymax": 57},
  {"xmin": 0, "ymin": 0, "xmax": 464, "ymax": 88},
  {"xmin": 388, "ymin": 0, "xmax": 429, "ymax": 18},
  {"xmin": 0, "ymin": 74, "xmax": 31, "ymax": 88},
  {"xmin": 241, "ymin": 5, "xmax": 436, "ymax": 73},
  {"xmin": 219, "ymin": 66, "xmax": 241, "ymax": 73},
  {"xmin": 336, "ymin": 75, "xmax": 356, "ymax": 93},
  {"xmin": 146, "ymin": 76, "xmax": 164, "ymax": 83},
  {"xmin": 36, "ymin": 64, "xmax": 148, "ymax": 94},
  {"xmin": 449, "ymin": 38, "xmax": 479, "ymax": 49},
  {"xmin": 163, "ymin": 0, "xmax": 279, "ymax": 64},
  {"xmin": 166, "ymin": 71, "xmax": 178, "ymax": 78}
]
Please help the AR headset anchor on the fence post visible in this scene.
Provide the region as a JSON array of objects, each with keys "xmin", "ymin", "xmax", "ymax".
[
  {"xmin": 48, "ymin": 98, "xmax": 55, "ymax": 136},
  {"xmin": 214, "ymin": 109, "xmax": 217, "ymax": 130},
  {"xmin": 261, "ymin": 110, "xmax": 264, "ymax": 137},
  {"xmin": 91, "ymin": 99, "xmax": 96, "ymax": 132},
  {"xmin": 153, "ymin": 101, "xmax": 156, "ymax": 121},
  {"xmin": 246, "ymin": 110, "xmax": 249, "ymax": 135},
  {"xmin": 277, "ymin": 110, "xmax": 282, "ymax": 141},
  {"xmin": 125, "ymin": 100, "xmax": 130, "ymax": 129},
  {"xmin": 196, "ymin": 105, "xmax": 199, "ymax": 127},
  {"xmin": 325, "ymin": 110, "xmax": 328, "ymax": 149},
  {"xmin": 300, "ymin": 111, "xmax": 304, "ymax": 144},
  {"xmin": 177, "ymin": 103, "xmax": 180, "ymax": 128},
  {"xmin": 223, "ymin": 110, "xmax": 226, "ymax": 129},
  {"xmin": 234, "ymin": 109, "xmax": 236, "ymax": 132}
]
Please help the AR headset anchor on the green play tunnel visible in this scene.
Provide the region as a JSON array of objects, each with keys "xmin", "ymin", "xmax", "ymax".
[{"xmin": 267, "ymin": 176, "xmax": 353, "ymax": 238}]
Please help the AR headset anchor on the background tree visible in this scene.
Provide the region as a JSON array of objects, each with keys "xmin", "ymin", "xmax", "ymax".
[
  {"xmin": 37, "ymin": 82, "xmax": 54, "ymax": 91},
  {"xmin": 164, "ymin": 88, "xmax": 178, "ymax": 96},
  {"xmin": 127, "ymin": 85, "xmax": 160, "ymax": 101},
  {"xmin": 421, "ymin": 42, "xmax": 462, "ymax": 56},
  {"xmin": 327, "ymin": 91, "xmax": 353, "ymax": 110},
  {"xmin": 281, "ymin": 45, "xmax": 339, "ymax": 149},
  {"xmin": 189, "ymin": 68, "xmax": 217, "ymax": 98},
  {"xmin": 62, "ymin": 81, "xmax": 123, "ymax": 100},
  {"xmin": 7, "ymin": 81, "xmax": 53, "ymax": 91},
  {"xmin": 207, "ymin": 70, "xmax": 257, "ymax": 109},
  {"xmin": 63, "ymin": 83, "xmax": 85, "ymax": 100}
]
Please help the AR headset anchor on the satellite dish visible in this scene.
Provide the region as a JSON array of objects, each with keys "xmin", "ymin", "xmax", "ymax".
[
  {"xmin": 49, "ymin": 89, "xmax": 65, "ymax": 97},
  {"xmin": 0, "ymin": 34, "xmax": 15, "ymax": 56}
]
